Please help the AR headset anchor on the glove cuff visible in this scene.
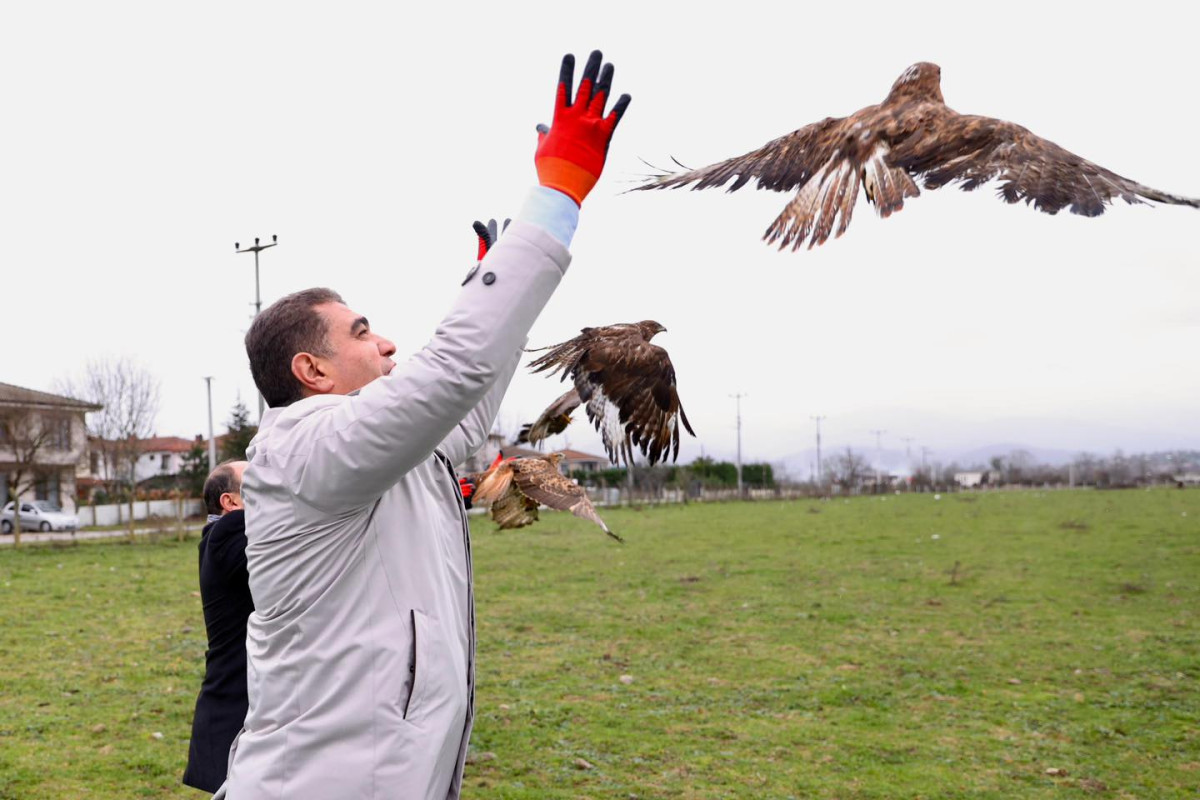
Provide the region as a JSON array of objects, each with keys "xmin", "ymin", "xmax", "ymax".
[{"xmin": 535, "ymin": 157, "xmax": 599, "ymax": 206}]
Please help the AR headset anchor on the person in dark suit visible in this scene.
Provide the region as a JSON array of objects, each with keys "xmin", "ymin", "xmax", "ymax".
[{"xmin": 183, "ymin": 460, "xmax": 253, "ymax": 793}]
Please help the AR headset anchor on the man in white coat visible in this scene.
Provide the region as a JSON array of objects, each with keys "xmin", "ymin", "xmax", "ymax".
[{"xmin": 214, "ymin": 50, "xmax": 631, "ymax": 799}]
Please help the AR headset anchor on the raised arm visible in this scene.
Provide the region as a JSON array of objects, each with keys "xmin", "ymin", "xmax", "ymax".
[
  {"xmin": 260, "ymin": 51, "xmax": 631, "ymax": 513},
  {"xmin": 438, "ymin": 219, "xmax": 520, "ymax": 468}
]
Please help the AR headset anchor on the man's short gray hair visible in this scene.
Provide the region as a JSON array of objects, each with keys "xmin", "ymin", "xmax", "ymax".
[{"xmin": 203, "ymin": 460, "xmax": 243, "ymax": 516}]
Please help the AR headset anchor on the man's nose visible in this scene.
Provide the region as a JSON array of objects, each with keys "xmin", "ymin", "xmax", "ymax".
[{"xmin": 378, "ymin": 337, "xmax": 397, "ymax": 358}]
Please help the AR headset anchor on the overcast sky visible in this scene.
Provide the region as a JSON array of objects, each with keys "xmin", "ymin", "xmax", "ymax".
[{"xmin": 3, "ymin": 1, "xmax": 1198, "ymax": 469}]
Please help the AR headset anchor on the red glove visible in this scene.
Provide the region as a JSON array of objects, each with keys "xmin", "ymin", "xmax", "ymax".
[{"xmin": 535, "ymin": 50, "xmax": 631, "ymax": 206}]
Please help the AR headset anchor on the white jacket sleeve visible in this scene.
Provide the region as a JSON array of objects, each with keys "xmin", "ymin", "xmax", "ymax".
[
  {"xmin": 264, "ymin": 220, "xmax": 570, "ymax": 513},
  {"xmin": 436, "ymin": 345, "xmax": 523, "ymax": 468}
]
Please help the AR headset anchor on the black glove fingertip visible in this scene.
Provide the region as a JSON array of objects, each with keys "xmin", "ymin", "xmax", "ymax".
[
  {"xmin": 558, "ymin": 53, "xmax": 575, "ymax": 101},
  {"xmin": 595, "ymin": 63, "xmax": 614, "ymax": 105},
  {"xmin": 611, "ymin": 93, "xmax": 632, "ymax": 125},
  {"xmin": 581, "ymin": 50, "xmax": 602, "ymax": 101}
]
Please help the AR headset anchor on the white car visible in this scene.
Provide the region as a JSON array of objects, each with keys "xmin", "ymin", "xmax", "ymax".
[{"xmin": 1, "ymin": 500, "xmax": 79, "ymax": 533}]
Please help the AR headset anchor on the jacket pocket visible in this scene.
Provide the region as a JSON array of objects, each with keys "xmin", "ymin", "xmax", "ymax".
[{"xmin": 403, "ymin": 609, "xmax": 431, "ymax": 721}]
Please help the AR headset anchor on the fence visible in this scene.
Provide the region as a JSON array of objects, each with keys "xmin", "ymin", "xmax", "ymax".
[{"xmin": 76, "ymin": 498, "xmax": 204, "ymax": 527}]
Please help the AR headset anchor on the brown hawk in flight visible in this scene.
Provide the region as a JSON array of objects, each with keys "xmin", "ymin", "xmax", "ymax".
[
  {"xmin": 473, "ymin": 453, "xmax": 621, "ymax": 542},
  {"xmin": 636, "ymin": 62, "xmax": 1200, "ymax": 250},
  {"xmin": 526, "ymin": 321, "xmax": 694, "ymax": 466}
]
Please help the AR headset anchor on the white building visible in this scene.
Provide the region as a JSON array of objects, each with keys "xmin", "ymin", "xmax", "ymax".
[{"xmin": 0, "ymin": 381, "xmax": 101, "ymax": 513}]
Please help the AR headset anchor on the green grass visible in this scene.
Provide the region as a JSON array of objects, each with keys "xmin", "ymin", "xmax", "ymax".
[{"xmin": 1, "ymin": 489, "xmax": 1198, "ymax": 798}]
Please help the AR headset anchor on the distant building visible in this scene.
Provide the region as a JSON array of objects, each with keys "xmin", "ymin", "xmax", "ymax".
[
  {"xmin": 84, "ymin": 434, "xmax": 212, "ymax": 497},
  {"xmin": 131, "ymin": 436, "xmax": 196, "ymax": 483},
  {"xmin": 0, "ymin": 381, "xmax": 101, "ymax": 513},
  {"xmin": 556, "ymin": 448, "xmax": 608, "ymax": 474},
  {"xmin": 954, "ymin": 470, "xmax": 998, "ymax": 488},
  {"xmin": 954, "ymin": 471, "xmax": 985, "ymax": 488}
]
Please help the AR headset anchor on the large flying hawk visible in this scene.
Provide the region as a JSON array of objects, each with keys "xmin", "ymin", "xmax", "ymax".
[
  {"xmin": 636, "ymin": 62, "xmax": 1200, "ymax": 250},
  {"xmin": 473, "ymin": 453, "xmax": 621, "ymax": 542},
  {"xmin": 527, "ymin": 321, "xmax": 694, "ymax": 466}
]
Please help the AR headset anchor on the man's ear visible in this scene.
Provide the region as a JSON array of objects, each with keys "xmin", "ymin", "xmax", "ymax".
[
  {"xmin": 219, "ymin": 492, "xmax": 241, "ymax": 514},
  {"xmin": 291, "ymin": 352, "xmax": 335, "ymax": 396}
]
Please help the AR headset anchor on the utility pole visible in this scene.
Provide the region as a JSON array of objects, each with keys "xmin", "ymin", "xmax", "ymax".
[
  {"xmin": 921, "ymin": 446, "xmax": 934, "ymax": 488},
  {"xmin": 235, "ymin": 235, "xmax": 278, "ymax": 420},
  {"xmin": 204, "ymin": 377, "xmax": 217, "ymax": 472},
  {"xmin": 900, "ymin": 436, "xmax": 915, "ymax": 464},
  {"xmin": 810, "ymin": 415, "xmax": 826, "ymax": 484},
  {"xmin": 869, "ymin": 429, "xmax": 887, "ymax": 489},
  {"xmin": 730, "ymin": 393, "xmax": 746, "ymax": 498}
]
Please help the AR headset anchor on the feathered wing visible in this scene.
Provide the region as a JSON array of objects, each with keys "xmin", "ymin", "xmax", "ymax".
[
  {"xmin": 578, "ymin": 337, "xmax": 694, "ymax": 466},
  {"xmin": 528, "ymin": 326, "xmax": 694, "ymax": 466},
  {"xmin": 887, "ymin": 113, "xmax": 1200, "ymax": 216},
  {"xmin": 636, "ymin": 116, "xmax": 846, "ymax": 193},
  {"xmin": 517, "ymin": 388, "xmax": 582, "ymax": 447},
  {"xmin": 473, "ymin": 460, "xmax": 513, "ymax": 505},
  {"xmin": 490, "ymin": 488, "xmax": 539, "ymax": 530},
  {"xmin": 513, "ymin": 459, "xmax": 621, "ymax": 542},
  {"xmin": 473, "ymin": 460, "xmax": 539, "ymax": 529},
  {"xmin": 635, "ymin": 111, "xmax": 922, "ymax": 249}
]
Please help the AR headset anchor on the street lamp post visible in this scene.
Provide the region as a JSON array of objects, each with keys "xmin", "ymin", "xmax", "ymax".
[{"xmin": 235, "ymin": 235, "xmax": 278, "ymax": 420}]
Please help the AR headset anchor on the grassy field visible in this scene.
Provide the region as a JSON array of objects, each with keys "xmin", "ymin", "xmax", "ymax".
[{"xmin": 1, "ymin": 489, "xmax": 1197, "ymax": 799}]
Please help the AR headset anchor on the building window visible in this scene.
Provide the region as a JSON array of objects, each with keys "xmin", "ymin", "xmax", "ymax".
[
  {"xmin": 90, "ymin": 452, "xmax": 100, "ymax": 474},
  {"xmin": 161, "ymin": 454, "xmax": 172, "ymax": 472},
  {"xmin": 40, "ymin": 415, "xmax": 72, "ymax": 450},
  {"xmin": 35, "ymin": 472, "xmax": 62, "ymax": 506}
]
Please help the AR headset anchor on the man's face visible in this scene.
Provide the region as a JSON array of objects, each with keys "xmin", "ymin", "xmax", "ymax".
[
  {"xmin": 221, "ymin": 461, "xmax": 249, "ymax": 514},
  {"xmin": 312, "ymin": 302, "xmax": 398, "ymax": 396}
]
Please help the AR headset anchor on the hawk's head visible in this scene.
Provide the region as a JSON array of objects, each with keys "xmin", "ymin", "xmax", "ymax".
[
  {"xmin": 885, "ymin": 62, "xmax": 944, "ymax": 105},
  {"xmin": 637, "ymin": 320, "xmax": 668, "ymax": 341}
]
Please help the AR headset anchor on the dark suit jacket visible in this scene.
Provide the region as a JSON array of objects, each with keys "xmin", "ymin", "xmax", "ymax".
[{"xmin": 183, "ymin": 509, "xmax": 254, "ymax": 793}]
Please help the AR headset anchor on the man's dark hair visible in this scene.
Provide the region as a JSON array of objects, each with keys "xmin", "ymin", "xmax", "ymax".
[
  {"xmin": 245, "ymin": 288, "xmax": 344, "ymax": 408},
  {"xmin": 203, "ymin": 460, "xmax": 244, "ymax": 516}
]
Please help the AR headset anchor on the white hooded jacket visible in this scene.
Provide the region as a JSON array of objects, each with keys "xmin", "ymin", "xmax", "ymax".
[{"xmin": 215, "ymin": 211, "xmax": 572, "ymax": 799}]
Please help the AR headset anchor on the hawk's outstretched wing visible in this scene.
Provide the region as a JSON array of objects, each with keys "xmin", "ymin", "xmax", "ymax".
[
  {"xmin": 888, "ymin": 114, "xmax": 1200, "ymax": 216},
  {"xmin": 528, "ymin": 323, "xmax": 694, "ymax": 466},
  {"xmin": 517, "ymin": 388, "xmax": 582, "ymax": 447},
  {"xmin": 512, "ymin": 458, "xmax": 621, "ymax": 542}
]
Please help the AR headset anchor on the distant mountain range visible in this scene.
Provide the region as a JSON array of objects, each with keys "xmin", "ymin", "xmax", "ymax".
[{"xmin": 775, "ymin": 442, "xmax": 1194, "ymax": 480}]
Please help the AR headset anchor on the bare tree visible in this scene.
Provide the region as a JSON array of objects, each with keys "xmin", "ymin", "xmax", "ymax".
[
  {"xmin": 0, "ymin": 409, "xmax": 54, "ymax": 547},
  {"xmin": 59, "ymin": 358, "xmax": 160, "ymax": 539},
  {"xmin": 829, "ymin": 447, "xmax": 870, "ymax": 494}
]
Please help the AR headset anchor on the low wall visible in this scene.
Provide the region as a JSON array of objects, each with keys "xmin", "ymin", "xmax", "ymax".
[{"xmin": 76, "ymin": 498, "xmax": 204, "ymax": 527}]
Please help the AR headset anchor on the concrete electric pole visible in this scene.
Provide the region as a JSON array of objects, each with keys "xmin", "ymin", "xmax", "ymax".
[
  {"xmin": 810, "ymin": 415, "xmax": 826, "ymax": 484},
  {"xmin": 869, "ymin": 429, "xmax": 887, "ymax": 488},
  {"xmin": 730, "ymin": 393, "xmax": 746, "ymax": 497},
  {"xmin": 204, "ymin": 376, "xmax": 217, "ymax": 472},
  {"xmin": 235, "ymin": 235, "xmax": 278, "ymax": 421}
]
